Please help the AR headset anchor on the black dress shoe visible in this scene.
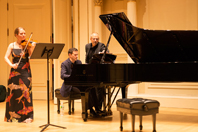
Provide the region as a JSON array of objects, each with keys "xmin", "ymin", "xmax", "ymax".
[
  {"xmin": 90, "ymin": 108, "xmax": 98, "ymax": 117},
  {"xmin": 96, "ymin": 110, "xmax": 106, "ymax": 116}
]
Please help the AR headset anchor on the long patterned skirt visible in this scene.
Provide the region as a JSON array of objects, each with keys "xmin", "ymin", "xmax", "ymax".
[{"xmin": 4, "ymin": 62, "xmax": 33, "ymax": 123}]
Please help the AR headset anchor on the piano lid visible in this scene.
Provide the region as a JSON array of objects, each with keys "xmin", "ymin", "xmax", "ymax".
[{"xmin": 99, "ymin": 12, "xmax": 198, "ymax": 63}]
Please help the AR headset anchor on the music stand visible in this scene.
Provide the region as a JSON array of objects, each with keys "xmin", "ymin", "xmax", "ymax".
[{"xmin": 31, "ymin": 43, "xmax": 65, "ymax": 132}]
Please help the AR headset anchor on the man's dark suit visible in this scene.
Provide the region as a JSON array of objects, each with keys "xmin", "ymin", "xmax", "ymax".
[
  {"xmin": 85, "ymin": 42, "xmax": 108, "ymax": 111},
  {"xmin": 60, "ymin": 58, "xmax": 82, "ymax": 97},
  {"xmin": 85, "ymin": 42, "xmax": 106, "ymax": 63}
]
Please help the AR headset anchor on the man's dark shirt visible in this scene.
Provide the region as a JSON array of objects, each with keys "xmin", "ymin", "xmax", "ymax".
[
  {"xmin": 85, "ymin": 42, "xmax": 107, "ymax": 63},
  {"xmin": 87, "ymin": 44, "xmax": 98, "ymax": 63}
]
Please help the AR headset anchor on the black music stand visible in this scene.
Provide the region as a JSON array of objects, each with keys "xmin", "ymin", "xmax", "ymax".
[{"xmin": 31, "ymin": 43, "xmax": 65, "ymax": 132}]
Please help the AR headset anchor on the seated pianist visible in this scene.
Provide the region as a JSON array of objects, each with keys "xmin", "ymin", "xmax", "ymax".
[
  {"xmin": 60, "ymin": 46, "xmax": 114, "ymax": 118},
  {"xmin": 60, "ymin": 48, "xmax": 81, "ymax": 98}
]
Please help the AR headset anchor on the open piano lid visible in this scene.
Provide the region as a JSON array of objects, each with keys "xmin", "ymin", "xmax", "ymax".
[{"xmin": 99, "ymin": 12, "xmax": 198, "ymax": 64}]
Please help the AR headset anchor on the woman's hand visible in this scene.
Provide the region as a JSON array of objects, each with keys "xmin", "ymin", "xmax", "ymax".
[{"xmin": 12, "ymin": 63, "xmax": 18, "ymax": 69}]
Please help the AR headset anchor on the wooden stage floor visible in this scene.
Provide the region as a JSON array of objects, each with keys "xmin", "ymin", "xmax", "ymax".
[{"xmin": 0, "ymin": 100, "xmax": 198, "ymax": 132}]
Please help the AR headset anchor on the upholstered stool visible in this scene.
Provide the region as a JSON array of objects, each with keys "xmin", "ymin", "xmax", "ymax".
[
  {"xmin": 55, "ymin": 88, "xmax": 81, "ymax": 115},
  {"xmin": 116, "ymin": 98, "xmax": 160, "ymax": 132}
]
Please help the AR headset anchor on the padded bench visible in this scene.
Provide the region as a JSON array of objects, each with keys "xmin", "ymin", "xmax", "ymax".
[
  {"xmin": 116, "ymin": 98, "xmax": 160, "ymax": 132},
  {"xmin": 55, "ymin": 88, "xmax": 81, "ymax": 115}
]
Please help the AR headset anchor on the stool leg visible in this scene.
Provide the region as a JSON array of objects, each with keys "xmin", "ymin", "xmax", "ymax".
[
  {"xmin": 131, "ymin": 115, "xmax": 135, "ymax": 132},
  {"xmin": 139, "ymin": 115, "xmax": 143, "ymax": 130},
  {"xmin": 57, "ymin": 99, "xmax": 60, "ymax": 114},
  {"xmin": 72, "ymin": 100, "xmax": 74, "ymax": 112},
  {"xmin": 152, "ymin": 114, "xmax": 156, "ymax": 132},
  {"xmin": 68, "ymin": 98, "xmax": 71, "ymax": 115},
  {"xmin": 120, "ymin": 112, "xmax": 123, "ymax": 131}
]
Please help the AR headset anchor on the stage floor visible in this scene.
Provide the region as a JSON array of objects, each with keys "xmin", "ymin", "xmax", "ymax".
[{"xmin": 0, "ymin": 100, "xmax": 198, "ymax": 132}]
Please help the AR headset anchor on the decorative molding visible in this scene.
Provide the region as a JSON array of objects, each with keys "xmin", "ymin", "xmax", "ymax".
[
  {"xmin": 33, "ymin": 91, "xmax": 52, "ymax": 100},
  {"xmin": 114, "ymin": 53, "xmax": 128, "ymax": 63},
  {"xmin": 128, "ymin": 0, "xmax": 136, "ymax": 2},
  {"xmin": 148, "ymin": 82, "xmax": 198, "ymax": 90},
  {"xmin": 94, "ymin": 0, "xmax": 102, "ymax": 6}
]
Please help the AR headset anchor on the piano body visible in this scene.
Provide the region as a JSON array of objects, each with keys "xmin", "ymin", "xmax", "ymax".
[{"xmin": 64, "ymin": 12, "xmax": 198, "ymax": 121}]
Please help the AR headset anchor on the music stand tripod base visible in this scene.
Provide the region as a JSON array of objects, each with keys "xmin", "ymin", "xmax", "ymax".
[
  {"xmin": 31, "ymin": 43, "xmax": 65, "ymax": 131},
  {"xmin": 39, "ymin": 124, "xmax": 66, "ymax": 132}
]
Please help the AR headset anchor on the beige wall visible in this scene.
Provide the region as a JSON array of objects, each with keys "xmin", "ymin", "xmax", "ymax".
[
  {"xmin": 137, "ymin": 0, "xmax": 198, "ymax": 30},
  {"xmin": 0, "ymin": 0, "xmax": 8, "ymax": 86}
]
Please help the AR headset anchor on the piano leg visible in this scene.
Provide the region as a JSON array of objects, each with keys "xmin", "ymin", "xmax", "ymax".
[
  {"xmin": 121, "ymin": 86, "xmax": 128, "ymax": 118},
  {"xmin": 103, "ymin": 87, "xmax": 106, "ymax": 113},
  {"xmin": 107, "ymin": 88, "xmax": 112, "ymax": 115},
  {"xmin": 80, "ymin": 92, "xmax": 89, "ymax": 121},
  {"xmin": 121, "ymin": 86, "xmax": 128, "ymax": 98}
]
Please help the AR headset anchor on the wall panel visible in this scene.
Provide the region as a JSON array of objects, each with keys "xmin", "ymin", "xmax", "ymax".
[{"xmin": 0, "ymin": 0, "xmax": 8, "ymax": 86}]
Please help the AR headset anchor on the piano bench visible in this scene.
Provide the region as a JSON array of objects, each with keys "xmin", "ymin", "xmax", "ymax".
[
  {"xmin": 116, "ymin": 98, "xmax": 160, "ymax": 132},
  {"xmin": 55, "ymin": 88, "xmax": 81, "ymax": 115}
]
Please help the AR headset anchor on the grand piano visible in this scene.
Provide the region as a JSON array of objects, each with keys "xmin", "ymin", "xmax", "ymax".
[{"xmin": 64, "ymin": 12, "xmax": 198, "ymax": 121}]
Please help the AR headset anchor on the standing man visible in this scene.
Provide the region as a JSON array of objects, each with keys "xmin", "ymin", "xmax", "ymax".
[
  {"xmin": 85, "ymin": 32, "xmax": 108, "ymax": 64},
  {"xmin": 85, "ymin": 32, "xmax": 109, "ymax": 116},
  {"xmin": 60, "ymin": 48, "xmax": 81, "ymax": 97}
]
